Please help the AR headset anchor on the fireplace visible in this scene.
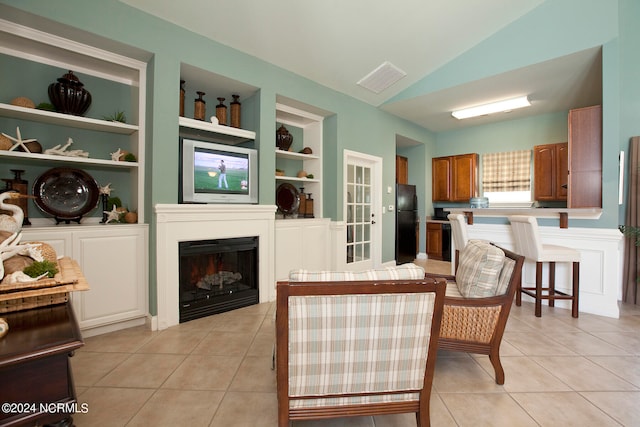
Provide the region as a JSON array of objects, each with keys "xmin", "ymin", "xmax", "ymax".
[{"xmin": 179, "ymin": 236, "xmax": 258, "ymax": 322}]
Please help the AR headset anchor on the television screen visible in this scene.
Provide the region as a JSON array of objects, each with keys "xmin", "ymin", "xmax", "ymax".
[{"xmin": 193, "ymin": 147, "xmax": 249, "ymax": 195}]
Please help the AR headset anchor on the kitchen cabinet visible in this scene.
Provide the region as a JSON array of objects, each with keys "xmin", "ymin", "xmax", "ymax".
[
  {"xmin": 568, "ymin": 105, "xmax": 602, "ymax": 208},
  {"xmin": 426, "ymin": 221, "xmax": 443, "ymax": 260},
  {"xmin": 432, "ymin": 153, "xmax": 478, "ymax": 202},
  {"xmin": 396, "ymin": 155, "xmax": 408, "ymax": 184},
  {"xmin": 534, "ymin": 142, "xmax": 568, "ymax": 201}
]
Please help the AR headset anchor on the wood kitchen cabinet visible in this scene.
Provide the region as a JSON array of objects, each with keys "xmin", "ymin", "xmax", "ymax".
[
  {"xmin": 432, "ymin": 153, "xmax": 478, "ymax": 202},
  {"xmin": 568, "ymin": 105, "xmax": 602, "ymax": 208},
  {"xmin": 396, "ymin": 155, "xmax": 408, "ymax": 184},
  {"xmin": 426, "ymin": 221, "xmax": 443, "ymax": 260},
  {"xmin": 534, "ymin": 142, "xmax": 568, "ymax": 201}
]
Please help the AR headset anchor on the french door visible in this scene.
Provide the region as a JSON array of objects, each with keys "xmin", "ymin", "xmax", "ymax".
[{"xmin": 344, "ymin": 150, "xmax": 382, "ymax": 270}]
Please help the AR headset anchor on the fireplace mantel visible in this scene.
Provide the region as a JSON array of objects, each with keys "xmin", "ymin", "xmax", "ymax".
[{"xmin": 155, "ymin": 204, "xmax": 277, "ymax": 330}]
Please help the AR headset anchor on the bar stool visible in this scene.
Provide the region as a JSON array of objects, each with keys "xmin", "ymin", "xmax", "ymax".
[
  {"xmin": 447, "ymin": 213, "xmax": 469, "ymax": 271},
  {"xmin": 508, "ymin": 215, "xmax": 580, "ymax": 317}
]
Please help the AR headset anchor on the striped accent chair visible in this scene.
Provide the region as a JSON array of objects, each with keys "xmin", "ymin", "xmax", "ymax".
[
  {"xmin": 276, "ymin": 268, "xmax": 446, "ymax": 427},
  {"xmin": 426, "ymin": 241, "xmax": 525, "ymax": 385}
]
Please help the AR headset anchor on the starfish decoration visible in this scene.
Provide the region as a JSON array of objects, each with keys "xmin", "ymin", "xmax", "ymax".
[
  {"xmin": 1, "ymin": 127, "xmax": 37, "ymax": 152},
  {"xmin": 110, "ymin": 148, "xmax": 123, "ymax": 161},
  {"xmin": 103, "ymin": 205, "xmax": 121, "ymax": 223},
  {"xmin": 99, "ymin": 183, "xmax": 114, "ymax": 196}
]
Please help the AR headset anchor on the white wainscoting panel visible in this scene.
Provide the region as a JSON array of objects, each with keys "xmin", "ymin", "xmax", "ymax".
[{"xmin": 455, "ymin": 223, "xmax": 623, "ymax": 318}]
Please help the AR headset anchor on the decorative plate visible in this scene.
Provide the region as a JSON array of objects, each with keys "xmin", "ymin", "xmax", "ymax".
[
  {"xmin": 33, "ymin": 167, "xmax": 100, "ymax": 223},
  {"xmin": 276, "ymin": 182, "xmax": 300, "ymax": 216}
]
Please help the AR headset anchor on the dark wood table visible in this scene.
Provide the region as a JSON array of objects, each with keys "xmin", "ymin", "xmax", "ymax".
[{"xmin": 0, "ymin": 302, "xmax": 83, "ymax": 427}]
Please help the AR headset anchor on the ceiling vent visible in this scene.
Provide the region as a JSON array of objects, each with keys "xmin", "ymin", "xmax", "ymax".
[{"xmin": 357, "ymin": 61, "xmax": 407, "ymax": 94}]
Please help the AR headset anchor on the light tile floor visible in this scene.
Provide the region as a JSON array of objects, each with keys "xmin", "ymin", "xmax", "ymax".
[{"xmin": 71, "ymin": 260, "xmax": 640, "ymax": 426}]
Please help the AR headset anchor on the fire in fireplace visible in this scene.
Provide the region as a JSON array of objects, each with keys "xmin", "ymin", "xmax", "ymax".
[{"xmin": 179, "ymin": 236, "xmax": 258, "ymax": 322}]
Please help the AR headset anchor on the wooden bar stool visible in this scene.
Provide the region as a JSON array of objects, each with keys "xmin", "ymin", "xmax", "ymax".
[{"xmin": 508, "ymin": 215, "xmax": 580, "ymax": 317}]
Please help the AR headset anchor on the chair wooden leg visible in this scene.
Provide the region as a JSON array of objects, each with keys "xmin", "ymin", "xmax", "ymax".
[
  {"xmin": 489, "ymin": 351, "xmax": 505, "ymax": 385},
  {"xmin": 535, "ymin": 262, "xmax": 543, "ymax": 317},
  {"xmin": 516, "ymin": 264, "xmax": 522, "ymax": 306},
  {"xmin": 548, "ymin": 262, "xmax": 556, "ymax": 307},
  {"xmin": 572, "ymin": 261, "xmax": 580, "ymax": 318}
]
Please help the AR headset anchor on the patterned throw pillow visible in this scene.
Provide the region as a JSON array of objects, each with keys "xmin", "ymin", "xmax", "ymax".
[
  {"xmin": 455, "ymin": 240, "xmax": 505, "ymax": 298},
  {"xmin": 289, "ymin": 263, "xmax": 425, "ymax": 282}
]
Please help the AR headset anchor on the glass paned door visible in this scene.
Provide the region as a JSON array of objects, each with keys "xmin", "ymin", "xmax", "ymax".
[{"xmin": 345, "ymin": 151, "xmax": 381, "ymax": 269}]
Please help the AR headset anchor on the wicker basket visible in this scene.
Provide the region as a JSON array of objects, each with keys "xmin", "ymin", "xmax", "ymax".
[{"xmin": 0, "ymin": 257, "xmax": 89, "ymax": 313}]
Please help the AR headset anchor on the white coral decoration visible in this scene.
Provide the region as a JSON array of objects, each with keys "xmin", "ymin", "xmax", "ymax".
[
  {"xmin": 110, "ymin": 148, "xmax": 123, "ymax": 161},
  {"xmin": 1, "ymin": 271, "xmax": 48, "ymax": 285},
  {"xmin": 18, "ymin": 243, "xmax": 45, "ymax": 262},
  {"xmin": 44, "ymin": 137, "xmax": 89, "ymax": 157},
  {"xmin": 0, "ymin": 232, "xmax": 30, "ymax": 279}
]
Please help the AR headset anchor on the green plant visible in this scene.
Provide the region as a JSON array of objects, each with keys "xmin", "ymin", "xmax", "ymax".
[
  {"xmin": 123, "ymin": 152, "xmax": 137, "ymax": 162},
  {"xmin": 23, "ymin": 260, "xmax": 59, "ymax": 278},
  {"xmin": 103, "ymin": 110, "xmax": 127, "ymax": 123},
  {"xmin": 620, "ymin": 225, "xmax": 640, "ymax": 246},
  {"xmin": 36, "ymin": 102, "xmax": 56, "ymax": 111}
]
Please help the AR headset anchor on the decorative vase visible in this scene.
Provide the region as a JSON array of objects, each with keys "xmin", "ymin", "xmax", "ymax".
[
  {"xmin": 194, "ymin": 91, "xmax": 206, "ymax": 121},
  {"xmin": 216, "ymin": 97, "xmax": 227, "ymax": 125},
  {"xmin": 230, "ymin": 94, "xmax": 241, "ymax": 128},
  {"xmin": 179, "ymin": 80, "xmax": 185, "ymax": 117},
  {"xmin": 48, "ymin": 70, "xmax": 92, "ymax": 116},
  {"xmin": 298, "ymin": 187, "xmax": 307, "ymax": 218},
  {"xmin": 304, "ymin": 193, "xmax": 314, "ymax": 218},
  {"xmin": 276, "ymin": 124, "xmax": 293, "ymax": 151}
]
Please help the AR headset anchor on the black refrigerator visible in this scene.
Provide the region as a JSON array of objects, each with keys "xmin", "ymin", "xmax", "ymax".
[{"xmin": 395, "ymin": 184, "xmax": 417, "ymax": 264}]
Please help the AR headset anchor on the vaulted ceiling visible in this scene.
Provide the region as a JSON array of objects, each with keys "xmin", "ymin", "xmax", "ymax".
[{"xmin": 120, "ymin": 0, "xmax": 602, "ymax": 133}]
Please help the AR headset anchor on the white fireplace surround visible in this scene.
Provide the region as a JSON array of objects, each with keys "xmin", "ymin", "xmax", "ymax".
[{"xmin": 155, "ymin": 204, "xmax": 276, "ymax": 330}]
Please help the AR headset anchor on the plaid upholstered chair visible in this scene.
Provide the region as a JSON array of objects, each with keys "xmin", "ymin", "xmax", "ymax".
[
  {"xmin": 275, "ymin": 264, "xmax": 446, "ymax": 427},
  {"xmin": 426, "ymin": 240, "xmax": 524, "ymax": 385}
]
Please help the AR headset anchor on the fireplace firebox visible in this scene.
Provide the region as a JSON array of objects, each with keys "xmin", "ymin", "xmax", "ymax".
[{"xmin": 179, "ymin": 236, "xmax": 258, "ymax": 323}]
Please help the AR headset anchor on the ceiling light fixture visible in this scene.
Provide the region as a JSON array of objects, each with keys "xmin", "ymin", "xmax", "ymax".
[{"xmin": 452, "ymin": 96, "xmax": 531, "ymax": 120}]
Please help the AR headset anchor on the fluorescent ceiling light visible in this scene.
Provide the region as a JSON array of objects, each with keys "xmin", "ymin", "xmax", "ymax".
[{"xmin": 452, "ymin": 96, "xmax": 531, "ymax": 120}]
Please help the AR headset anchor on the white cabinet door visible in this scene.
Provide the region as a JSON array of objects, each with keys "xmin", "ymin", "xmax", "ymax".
[
  {"xmin": 275, "ymin": 219, "xmax": 330, "ymax": 280},
  {"xmin": 71, "ymin": 226, "xmax": 148, "ymax": 329},
  {"xmin": 20, "ymin": 225, "xmax": 148, "ymax": 331}
]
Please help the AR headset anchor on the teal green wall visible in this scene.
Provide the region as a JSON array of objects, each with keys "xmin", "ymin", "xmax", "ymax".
[
  {"xmin": 3, "ymin": 0, "xmax": 639, "ymax": 312},
  {"xmin": 0, "ymin": 0, "xmax": 432, "ymax": 314}
]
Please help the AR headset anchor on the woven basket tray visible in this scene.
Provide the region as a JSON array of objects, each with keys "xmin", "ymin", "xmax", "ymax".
[{"xmin": 0, "ymin": 257, "xmax": 89, "ymax": 313}]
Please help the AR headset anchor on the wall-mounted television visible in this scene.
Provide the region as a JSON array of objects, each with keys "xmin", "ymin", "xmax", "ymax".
[{"xmin": 179, "ymin": 137, "xmax": 258, "ymax": 204}]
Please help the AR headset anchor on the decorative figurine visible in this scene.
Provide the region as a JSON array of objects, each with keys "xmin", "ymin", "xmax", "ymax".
[
  {"xmin": 1, "ymin": 127, "xmax": 37, "ymax": 152},
  {"xmin": 0, "ymin": 192, "xmax": 34, "ymax": 234},
  {"xmin": 44, "ymin": 137, "xmax": 89, "ymax": 157}
]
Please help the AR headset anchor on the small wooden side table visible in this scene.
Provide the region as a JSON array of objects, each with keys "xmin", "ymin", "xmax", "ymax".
[{"xmin": 0, "ymin": 302, "xmax": 83, "ymax": 427}]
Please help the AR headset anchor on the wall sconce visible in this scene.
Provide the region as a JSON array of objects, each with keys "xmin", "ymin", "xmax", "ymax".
[{"xmin": 452, "ymin": 96, "xmax": 531, "ymax": 120}]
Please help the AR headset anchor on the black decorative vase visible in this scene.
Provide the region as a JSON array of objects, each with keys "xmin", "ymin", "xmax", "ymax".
[
  {"xmin": 48, "ymin": 70, "xmax": 92, "ymax": 116},
  {"xmin": 276, "ymin": 124, "xmax": 293, "ymax": 151}
]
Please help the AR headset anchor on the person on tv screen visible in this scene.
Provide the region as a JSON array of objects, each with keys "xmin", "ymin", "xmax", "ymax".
[{"xmin": 218, "ymin": 159, "xmax": 228, "ymax": 189}]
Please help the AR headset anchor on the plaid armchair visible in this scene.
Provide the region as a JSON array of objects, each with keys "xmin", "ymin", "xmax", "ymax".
[{"xmin": 276, "ymin": 266, "xmax": 446, "ymax": 427}]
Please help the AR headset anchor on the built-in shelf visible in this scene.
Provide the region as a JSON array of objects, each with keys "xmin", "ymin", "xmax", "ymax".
[
  {"xmin": 179, "ymin": 116, "xmax": 255, "ymax": 144},
  {"xmin": 0, "ymin": 149, "xmax": 138, "ymax": 168},
  {"xmin": 275, "ymin": 148, "xmax": 319, "ymax": 160},
  {"xmin": 275, "ymin": 175, "xmax": 320, "ymax": 183},
  {"xmin": 0, "ymin": 103, "xmax": 139, "ymax": 134}
]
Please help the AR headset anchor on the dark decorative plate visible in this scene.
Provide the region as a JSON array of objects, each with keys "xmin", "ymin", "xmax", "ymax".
[
  {"xmin": 33, "ymin": 167, "xmax": 100, "ymax": 224},
  {"xmin": 276, "ymin": 183, "xmax": 300, "ymax": 216}
]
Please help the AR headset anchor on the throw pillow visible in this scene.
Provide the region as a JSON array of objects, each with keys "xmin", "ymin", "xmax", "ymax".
[{"xmin": 455, "ymin": 240, "xmax": 504, "ymax": 298}]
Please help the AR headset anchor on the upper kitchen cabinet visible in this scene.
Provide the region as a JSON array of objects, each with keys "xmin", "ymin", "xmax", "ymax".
[
  {"xmin": 568, "ymin": 105, "xmax": 602, "ymax": 208},
  {"xmin": 534, "ymin": 142, "xmax": 568, "ymax": 202},
  {"xmin": 0, "ymin": 17, "xmax": 147, "ymax": 223},
  {"xmin": 432, "ymin": 153, "xmax": 478, "ymax": 202}
]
